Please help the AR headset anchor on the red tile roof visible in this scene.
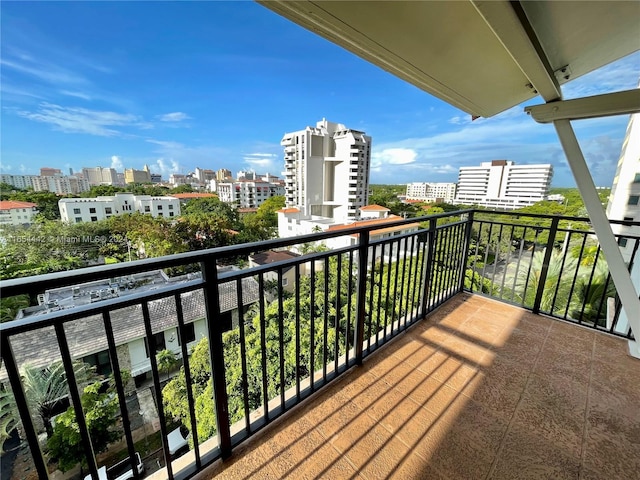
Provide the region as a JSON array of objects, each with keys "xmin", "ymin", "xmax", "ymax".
[
  {"xmin": 0, "ymin": 201, "xmax": 38, "ymax": 210},
  {"xmin": 171, "ymin": 193, "xmax": 217, "ymax": 199},
  {"xmin": 360, "ymin": 204, "xmax": 390, "ymax": 211},
  {"xmin": 328, "ymin": 215, "xmax": 419, "ymax": 237},
  {"xmin": 277, "ymin": 208, "xmax": 300, "ymax": 214}
]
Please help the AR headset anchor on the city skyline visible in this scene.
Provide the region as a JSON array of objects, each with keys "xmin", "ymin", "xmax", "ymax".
[{"xmin": 1, "ymin": 2, "xmax": 638, "ymax": 187}]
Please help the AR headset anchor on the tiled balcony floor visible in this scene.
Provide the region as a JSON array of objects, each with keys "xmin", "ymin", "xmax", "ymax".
[{"xmin": 196, "ymin": 293, "xmax": 640, "ymax": 480}]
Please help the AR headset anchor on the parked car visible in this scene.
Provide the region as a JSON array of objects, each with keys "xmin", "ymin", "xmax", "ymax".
[{"xmin": 83, "ymin": 452, "xmax": 144, "ymax": 480}]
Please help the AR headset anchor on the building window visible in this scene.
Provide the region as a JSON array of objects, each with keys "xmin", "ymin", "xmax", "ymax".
[
  {"xmin": 73, "ymin": 208, "xmax": 81, "ymax": 214},
  {"xmin": 628, "ymin": 195, "xmax": 640, "ymax": 206},
  {"xmin": 169, "ymin": 212, "xmax": 174, "ymax": 217},
  {"xmin": 158, "ymin": 212, "xmax": 163, "ymax": 217},
  {"xmin": 144, "ymin": 206, "xmax": 150, "ymax": 212},
  {"xmin": 634, "ymin": 173, "xmax": 640, "ymax": 183},
  {"xmin": 89, "ymin": 207, "xmax": 96, "ymax": 214},
  {"xmin": 618, "ymin": 237, "xmax": 628, "ymax": 248},
  {"xmin": 168, "ymin": 204, "xmax": 174, "ymax": 210},
  {"xmin": 75, "ymin": 217, "xmax": 82, "ymax": 223},
  {"xmin": 83, "ymin": 350, "xmax": 112, "ymax": 376},
  {"xmin": 144, "ymin": 332, "xmax": 166, "ymax": 357},
  {"xmin": 180, "ymin": 323, "xmax": 196, "ymax": 344},
  {"xmin": 157, "ymin": 205, "xmax": 163, "ymax": 210},
  {"xmin": 91, "ymin": 216, "xmax": 98, "ymax": 222},
  {"xmin": 105, "ymin": 207, "xmax": 112, "ymax": 214},
  {"xmin": 624, "ymin": 217, "xmax": 634, "ymax": 222}
]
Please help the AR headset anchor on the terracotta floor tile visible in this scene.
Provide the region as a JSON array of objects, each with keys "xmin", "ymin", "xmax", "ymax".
[
  {"xmin": 347, "ymin": 426, "xmax": 422, "ymax": 480},
  {"xmin": 200, "ymin": 295, "xmax": 636, "ymax": 480},
  {"xmin": 489, "ymin": 425, "xmax": 582, "ymax": 480},
  {"xmin": 511, "ymin": 378, "xmax": 587, "ymax": 457}
]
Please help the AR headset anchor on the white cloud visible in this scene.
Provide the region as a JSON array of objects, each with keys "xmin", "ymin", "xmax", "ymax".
[
  {"xmin": 60, "ymin": 90, "xmax": 92, "ymax": 101},
  {"xmin": 15, "ymin": 102, "xmax": 152, "ymax": 136},
  {"xmin": 157, "ymin": 112, "xmax": 190, "ymax": 122},
  {"xmin": 243, "ymin": 152, "xmax": 279, "ymax": 172},
  {"xmin": 155, "ymin": 158, "xmax": 182, "ymax": 176},
  {"xmin": 110, "ymin": 155, "xmax": 124, "ymax": 171},
  {"xmin": 373, "ymin": 148, "xmax": 417, "ymax": 165}
]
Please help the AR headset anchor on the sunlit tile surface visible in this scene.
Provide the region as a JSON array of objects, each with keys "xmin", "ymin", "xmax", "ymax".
[{"xmin": 196, "ymin": 294, "xmax": 640, "ymax": 480}]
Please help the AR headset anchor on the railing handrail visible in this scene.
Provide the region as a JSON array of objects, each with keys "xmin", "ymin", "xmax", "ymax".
[{"xmin": 0, "ymin": 209, "xmax": 473, "ymax": 297}]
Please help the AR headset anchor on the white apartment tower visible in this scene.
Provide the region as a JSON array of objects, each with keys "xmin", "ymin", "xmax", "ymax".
[
  {"xmin": 281, "ymin": 119, "xmax": 371, "ymax": 223},
  {"xmin": 455, "ymin": 160, "xmax": 553, "ymax": 210},
  {"xmin": 606, "ymin": 112, "xmax": 640, "ymax": 263},
  {"xmin": 82, "ymin": 167, "xmax": 118, "ymax": 186}
]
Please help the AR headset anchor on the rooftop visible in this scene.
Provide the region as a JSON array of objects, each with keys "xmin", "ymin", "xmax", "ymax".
[
  {"xmin": 0, "ymin": 201, "xmax": 38, "ymax": 210},
  {"xmin": 198, "ymin": 294, "xmax": 640, "ymax": 480}
]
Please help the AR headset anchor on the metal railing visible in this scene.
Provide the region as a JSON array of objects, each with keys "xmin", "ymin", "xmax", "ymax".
[
  {"xmin": 465, "ymin": 210, "xmax": 639, "ymax": 337},
  {"xmin": 1, "ymin": 208, "xmax": 636, "ymax": 479},
  {"xmin": 0, "ymin": 211, "xmax": 468, "ymax": 480}
]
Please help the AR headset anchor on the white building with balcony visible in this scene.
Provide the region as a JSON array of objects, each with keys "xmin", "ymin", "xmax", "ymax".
[
  {"xmin": 406, "ymin": 182, "xmax": 457, "ymax": 203},
  {"xmin": 217, "ymin": 176, "xmax": 285, "ymax": 208},
  {"xmin": 454, "ymin": 160, "xmax": 553, "ymax": 210},
  {"xmin": 59, "ymin": 193, "xmax": 181, "ymax": 223}
]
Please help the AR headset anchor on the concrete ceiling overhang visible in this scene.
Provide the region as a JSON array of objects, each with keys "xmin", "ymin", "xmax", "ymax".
[{"xmin": 258, "ymin": 0, "xmax": 640, "ymax": 116}]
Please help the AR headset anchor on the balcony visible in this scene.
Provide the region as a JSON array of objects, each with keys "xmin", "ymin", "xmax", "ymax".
[
  {"xmin": 200, "ymin": 294, "xmax": 640, "ymax": 479},
  {"xmin": 1, "ymin": 210, "xmax": 638, "ymax": 480}
]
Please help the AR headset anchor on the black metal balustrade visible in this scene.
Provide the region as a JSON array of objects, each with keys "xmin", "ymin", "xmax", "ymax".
[{"xmin": 0, "ymin": 209, "xmax": 636, "ymax": 480}]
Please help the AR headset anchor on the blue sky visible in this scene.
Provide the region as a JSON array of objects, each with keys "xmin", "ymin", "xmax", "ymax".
[{"xmin": 1, "ymin": 1, "xmax": 638, "ymax": 187}]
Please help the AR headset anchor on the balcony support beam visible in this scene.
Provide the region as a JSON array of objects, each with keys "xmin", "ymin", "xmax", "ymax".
[{"xmin": 552, "ymin": 119, "xmax": 640, "ymax": 343}]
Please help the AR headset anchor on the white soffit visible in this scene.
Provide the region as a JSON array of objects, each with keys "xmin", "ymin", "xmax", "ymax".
[{"xmin": 258, "ymin": 0, "xmax": 640, "ymax": 117}]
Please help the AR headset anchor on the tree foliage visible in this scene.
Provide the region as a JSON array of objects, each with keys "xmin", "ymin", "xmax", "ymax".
[
  {"xmin": 47, "ymin": 382, "xmax": 120, "ymax": 472},
  {"xmin": 0, "ymin": 361, "xmax": 97, "ymax": 450}
]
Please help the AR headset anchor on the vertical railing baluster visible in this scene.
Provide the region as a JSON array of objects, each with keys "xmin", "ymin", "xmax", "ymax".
[
  {"xmin": 310, "ymin": 262, "xmax": 316, "ymax": 390},
  {"xmin": 233, "ymin": 280, "xmax": 250, "ymax": 435},
  {"xmin": 54, "ymin": 323, "xmax": 99, "ymax": 479},
  {"xmin": 102, "ymin": 311, "xmax": 138, "ymax": 478},
  {"xmin": 354, "ymin": 230, "xmax": 370, "ymax": 365},
  {"xmin": 141, "ymin": 302, "xmax": 174, "ymax": 478},
  {"xmin": 277, "ymin": 268, "xmax": 286, "ymax": 408},
  {"xmin": 422, "ymin": 217, "xmax": 437, "ymax": 314},
  {"xmin": 294, "ymin": 264, "xmax": 301, "ymax": 399},
  {"xmin": 257, "ymin": 274, "xmax": 269, "ymax": 419},
  {"xmin": 175, "ymin": 294, "xmax": 201, "ymax": 467},
  {"xmin": 0, "ymin": 335, "xmax": 50, "ymax": 479},
  {"xmin": 335, "ymin": 253, "xmax": 342, "ymax": 374},
  {"xmin": 200, "ymin": 260, "xmax": 232, "ymax": 458},
  {"xmin": 323, "ymin": 257, "xmax": 329, "ymax": 379},
  {"xmin": 532, "ymin": 216, "xmax": 559, "ymax": 314}
]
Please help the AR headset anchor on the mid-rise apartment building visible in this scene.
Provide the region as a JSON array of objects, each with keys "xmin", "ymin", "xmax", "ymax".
[
  {"xmin": 1, "ymin": 174, "xmax": 39, "ymax": 190},
  {"xmin": 59, "ymin": 193, "xmax": 181, "ymax": 223},
  {"xmin": 82, "ymin": 167, "xmax": 119, "ymax": 186},
  {"xmin": 1, "ymin": 173, "xmax": 90, "ymax": 195},
  {"xmin": 406, "ymin": 182, "xmax": 457, "ymax": 203},
  {"xmin": 0, "ymin": 201, "xmax": 39, "ymax": 225},
  {"xmin": 281, "ymin": 118, "xmax": 371, "ymax": 223},
  {"xmin": 40, "ymin": 167, "xmax": 62, "ymax": 177},
  {"xmin": 454, "ymin": 160, "xmax": 553, "ymax": 210},
  {"xmin": 217, "ymin": 176, "xmax": 285, "ymax": 208}
]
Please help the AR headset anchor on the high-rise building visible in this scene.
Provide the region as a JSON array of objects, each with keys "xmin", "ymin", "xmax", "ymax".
[
  {"xmin": 40, "ymin": 167, "xmax": 62, "ymax": 177},
  {"xmin": 82, "ymin": 167, "xmax": 118, "ymax": 186},
  {"xmin": 406, "ymin": 182, "xmax": 457, "ymax": 203},
  {"xmin": 216, "ymin": 169, "xmax": 232, "ymax": 181},
  {"xmin": 124, "ymin": 168, "xmax": 152, "ymax": 184},
  {"xmin": 280, "ymin": 118, "xmax": 371, "ymax": 223},
  {"xmin": 454, "ymin": 160, "xmax": 553, "ymax": 210},
  {"xmin": 607, "ymin": 112, "xmax": 640, "ymax": 263}
]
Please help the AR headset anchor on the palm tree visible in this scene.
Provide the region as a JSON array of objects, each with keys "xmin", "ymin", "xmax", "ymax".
[
  {"xmin": 0, "ymin": 361, "xmax": 96, "ymax": 450},
  {"xmin": 0, "ymin": 294, "xmax": 30, "ymax": 323},
  {"xmin": 508, "ymin": 248, "xmax": 577, "ymax": 314},
  {"xmin": 569, "ymin": 258, "xmax": 616, "ymax": 324},
  {"xmin": 156, "ymin": 349, "xmax": 178, "ymax": 382}
]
